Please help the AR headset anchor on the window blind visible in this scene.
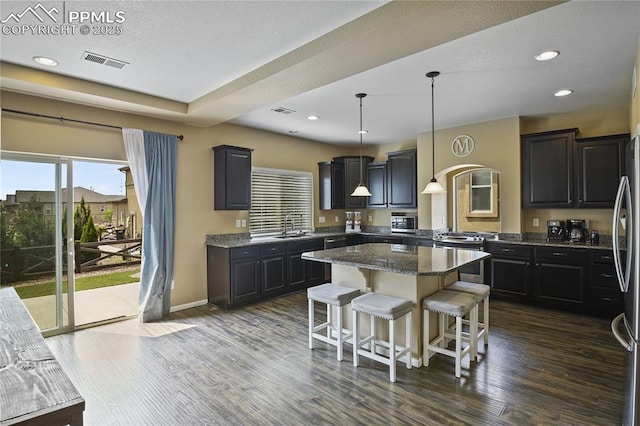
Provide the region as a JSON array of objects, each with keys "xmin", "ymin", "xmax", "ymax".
[{"xmin": 250, "ymin": 167, "xmax": 313, "ymax": 236}]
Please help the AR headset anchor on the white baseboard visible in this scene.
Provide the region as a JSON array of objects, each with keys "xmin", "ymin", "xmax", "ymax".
[{"xmin": 170, "ymin": 299, "xmax": 208, "ymax": 313}]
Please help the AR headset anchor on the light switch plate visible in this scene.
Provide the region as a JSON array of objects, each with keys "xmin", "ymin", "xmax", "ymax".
[
  {"xmin": 235, "ymin": 219, "xmax": 241, "ymax": 227},
  {"xmin": 319, "ymin": 216, "xmax": 325, "ymax": 223}
]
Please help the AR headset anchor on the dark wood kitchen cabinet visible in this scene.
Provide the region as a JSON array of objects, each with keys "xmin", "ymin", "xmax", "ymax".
[
  {"xmin": 318, "ymin": 156, "xmax": 372, "ymax": 210},
  {"xmin": 261, "ymin": 243, "xmax": 287, "ymax": 297},
  {"xmin": 287, "ymin": 238, "xmax": 325, "ymax": 292},
  {"xmin": 207, "ymin": 238, "xmax": 326, "ymax": 310},
  {"xmin": 521, "ymin": 128, "xmax": 578, "ymax": 208},
  {"xmin": 366, "ymin": 161, "xmax": 387, "ymax": 208},
  {"xmin": 588, "ymin": 249, "xmax": 624, "ymax": 317},
  {"xmin": 213, "ymin": 145, "xmax": 253, "ymax": 210},
  {"xmin": 344, "ymin": 156, "xmax": 373, "ymax": 209},
  {"xmin": 207, "ymin": 245, "xmax": 262, "ymax": 309},
  {"xmin": 484, "ymin": 242, "xmax": 533, "ymax": 303},
  {"xmin": 521, "ymin": 129, "xmax": 627, "ymax": 209},
  {"xmin": 533, "ymin": 246, "xmax": 587, "ymax": 310},
  {"xmin": 318, "ymin": 160, "xmax": 345, "ymax": 210},
  {"xmin": 387, "ymin": 149, "xmax": 417, "ymax": 208},
  {"xmin": 575, "ymin": 134, "xmax": 627, "ymax": 208}
]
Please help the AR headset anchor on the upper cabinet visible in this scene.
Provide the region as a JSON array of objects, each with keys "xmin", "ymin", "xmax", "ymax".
[
  {"xmin": 521, "ymin": 128, "xmax": 578, "ymax": 208},
  {"xmin": 521, "ymin": 129, "xmax": 627, "ymax": 209},
  {"xmin": 366, "ymin": 161, "xmax": 387, "ymax": 208},
  {"xmin": 575, "ymin": 134, "xmax": 628, "ymax": 208},
  {"xmin": 318, "ymin": 160, "xmax": 345, "ymax": 210},
  {"xmin": 213, "ymin": 145, "xmax": 253, "ymax": 210},
  {"xmin": 387, "ymin": 149, "xmax": 417, "ymax": 208},
  {"xmin": 318, "ymin": 156, "xmax": 372, "ymax": 210}
]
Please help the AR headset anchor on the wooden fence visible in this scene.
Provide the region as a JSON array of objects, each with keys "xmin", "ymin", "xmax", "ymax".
[{"xmin": 0, "ymin": 238, "xmax": 142, "ymax": 284}]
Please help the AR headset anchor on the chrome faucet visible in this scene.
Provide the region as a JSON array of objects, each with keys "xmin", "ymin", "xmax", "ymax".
[{"xmin": 283, "ymin": 213, "xmax": 293, "ymax": 237}]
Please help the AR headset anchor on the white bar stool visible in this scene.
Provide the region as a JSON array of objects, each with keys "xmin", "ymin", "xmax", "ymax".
[
  {"xmin": 446, "ymin": 280, "xmax": 490, "ymax": 360},
  {"xmin": 307, "ymin": 283, "xmax": 360, "ymax": 361},
  {"xmin": 351, "ymin": 292, "xmax": 413, "ymax": 382},
  {"xmin": 422, "ymin": 289, "xmax": 478, "ymax": 378}
]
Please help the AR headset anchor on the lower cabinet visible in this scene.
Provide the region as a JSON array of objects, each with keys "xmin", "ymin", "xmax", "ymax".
[
  {"xmin": 485, "ymin": 243, "xmax": 533, "ymax": 303},
  {"xmin": 261, "ymin": 243, "xmax": 287, "ymax": 297},
  {"xmin": 533, "ymin": 246, "xmax": 587, "ymax": 310},
  {"xmin": 207, "ymin": 237, "xmax": 326, "ymax": 309},
  {"xmin": 287, "ymin": 239, "xmax": 325, "ymax": 292},
  {"xmin": 361, "ymin": 235, "xmax": 404, "ymax": 244},
  {"xmin": 589, "ymin": 249, "xmax": 624, "ymax": 317},
  {"xmin": 485, "ymin": 241, "xmax": 622, "ymax": 317}
]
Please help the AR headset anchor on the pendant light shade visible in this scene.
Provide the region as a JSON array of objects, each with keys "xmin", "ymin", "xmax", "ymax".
[
  {"xmin": 422, "ymin": 71, "xmax": 446, "ymax": 194},
  {"xmin": 351, "ymin": 93, "xmax": 372, "ymax": 197}
]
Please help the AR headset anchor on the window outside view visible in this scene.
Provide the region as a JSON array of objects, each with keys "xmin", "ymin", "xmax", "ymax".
[{"xmin": 0, "ymin": 158, "xmax": 140, "ymax": 330}]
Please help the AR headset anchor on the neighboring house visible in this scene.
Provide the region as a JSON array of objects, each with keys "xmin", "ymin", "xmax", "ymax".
[
  {"xmin": 119, "ymin": 166, "xmax": 142, "ymax": 238},
  {"xmin": 2, "ymin": 187, "xmax": 129, "ymax": 237}
]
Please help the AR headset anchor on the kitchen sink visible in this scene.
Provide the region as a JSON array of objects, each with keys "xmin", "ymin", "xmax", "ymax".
[{"xmin": 275, "ymin": 234, "xmax": 306, "ymax": 239}]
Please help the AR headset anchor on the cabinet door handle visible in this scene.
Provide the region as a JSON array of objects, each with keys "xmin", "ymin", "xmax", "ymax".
[
  {"xmin": 601, "ymin": 273, "xmax": 615, "ymax": 278},
  {"xmin": 501, "ymin": 248, "xmax": 513, "ymax": 253},
  {"xmin": 552, "ymin": 252, "xmax": 568, "ymax": 257},
  {"xmin": 601, "ymin": 297, "xmax": 617, "ymax": 302},
  {"xmin": 601, "ymin": 255, "xmax": 613, "ymax": 260}
]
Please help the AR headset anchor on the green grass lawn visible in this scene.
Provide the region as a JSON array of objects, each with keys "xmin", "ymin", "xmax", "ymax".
[{"xmin": 14, "ymin": 269, "xmax": 140, "ymax": 299}]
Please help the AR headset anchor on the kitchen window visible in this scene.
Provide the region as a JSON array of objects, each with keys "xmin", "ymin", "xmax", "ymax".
[
  {"xmin": 466, "ymin": 170, "xmax": 499, "ymax": 218},
  {"xmin": 470, "ymin": 171, "xmax": 492, "ymax": 212},
  {"xmin": 250, "ymin": 167, "xmax": 313, "ymax": 236}
]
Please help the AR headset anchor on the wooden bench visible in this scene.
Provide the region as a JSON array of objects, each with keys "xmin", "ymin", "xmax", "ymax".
[{"xmin": 0, "ymin": 287, "xmax": 85, "ymax": 425}]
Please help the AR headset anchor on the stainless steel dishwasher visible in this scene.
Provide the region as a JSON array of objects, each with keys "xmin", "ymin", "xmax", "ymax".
[{"xmin": 323, "ymin": 236, "xmax": 347, "ymax": 281}]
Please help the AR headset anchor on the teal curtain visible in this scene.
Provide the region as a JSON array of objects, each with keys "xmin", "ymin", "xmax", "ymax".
[{"xmin": 123, "ymin": 129, "xmax": 177, "ymax": 322}]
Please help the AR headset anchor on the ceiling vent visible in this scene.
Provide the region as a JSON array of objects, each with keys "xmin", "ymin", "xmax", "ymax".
[
  {"xmin": 81, "ymin": 51, "xmax": 128, "ymax": 69},
  {"xmin": 271, "ymin": 107, "xmax": 296, "ymax": 114}
]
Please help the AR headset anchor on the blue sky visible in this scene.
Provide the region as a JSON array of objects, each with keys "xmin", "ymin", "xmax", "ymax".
[{"xmin": 0, "ymin": 160, "xmax": 126, "ymax": 200}]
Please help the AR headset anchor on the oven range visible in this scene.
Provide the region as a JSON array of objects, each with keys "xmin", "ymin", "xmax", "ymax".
[{"xmin": 432, "ymin": 231, "xmax": 497, "ymax": 283}]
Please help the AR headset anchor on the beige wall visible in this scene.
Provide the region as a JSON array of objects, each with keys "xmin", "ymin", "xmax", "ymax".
[
  {"xmin": 1, "ymin": 91, "xmax": 352, "ymax": 307},
  {"xmin": 418, "ymin": 117, "xmax": 522, "ymax": 234}
]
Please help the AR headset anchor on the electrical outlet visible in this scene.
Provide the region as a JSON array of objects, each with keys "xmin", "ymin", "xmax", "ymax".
[
  {"xmin": 235, "ymin": 219, "xmax": 242, "ymax": 228},
  {"xmin": 533, "ymin": 218, "xmax": 539, "ymax": 227},
  {"xmin": 241, "ymin": 219, "xmax": 246, "ymax": 227},
  {"xmin": 368, "ymin": 215, "xmax": 372, "ymax": 222},
  {"xmin": 319, "ymin": 216, "xmax": 325, "ymax": 223},
  {"xmin": 335, "ymin": 216, "xmax": 339, "ymax": 222},
  {"xmin": 171, "ymin": 280, "xmax": 174, "ymax": 290}
]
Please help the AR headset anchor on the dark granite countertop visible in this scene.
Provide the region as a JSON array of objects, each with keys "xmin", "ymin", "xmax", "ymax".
[
  {"xmin": 205, "ymin": 231, "xmax": 349, "ymax": 248},
  {"xmin": 487, "ymin": 238, "xmax": 616, "ymax": 251},
  {"xmin": 205, "ymin": 231, "xmax": 432, "ymax": 249},
  {"xmin": 301, "ymin": 243, "xmax": 490, "ymax": 276}
]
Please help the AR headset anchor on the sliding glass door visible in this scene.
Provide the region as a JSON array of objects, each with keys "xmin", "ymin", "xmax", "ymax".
[{"xmin": 1, "ymin": 153, "xmax": 74, "ymax": 336}]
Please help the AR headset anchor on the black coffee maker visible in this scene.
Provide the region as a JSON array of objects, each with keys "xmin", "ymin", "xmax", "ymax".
[
  {"xmin": 547, "ymin": 220, "xmax": 565, "ymax": 241},
  {"xmin": 566, "ymin": 219, "xmax": 587, "ymax": 243}
]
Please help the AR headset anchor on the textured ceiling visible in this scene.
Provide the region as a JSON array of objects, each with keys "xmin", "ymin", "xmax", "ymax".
[{"xmin": 1, "ymin": 1, "xmax": 638, "ymax": 145}]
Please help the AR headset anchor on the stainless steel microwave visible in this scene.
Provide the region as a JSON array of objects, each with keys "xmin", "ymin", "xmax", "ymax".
[{"xmin": 390, "ymin": 214, "xmax": 417, "ymax": 234}]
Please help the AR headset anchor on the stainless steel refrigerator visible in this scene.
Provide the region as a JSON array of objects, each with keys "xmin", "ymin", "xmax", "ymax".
[{"xmin": 612, "ymin": 134, "xmax": 640, "ymax": 425}]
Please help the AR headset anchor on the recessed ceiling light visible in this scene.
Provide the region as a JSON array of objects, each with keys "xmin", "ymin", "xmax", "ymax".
[
  {"xmin": 33, "ymin": 56, "xmax": 58, "ymax": 66},
  {"xmin": 357, "ymin": 130, "xmax": 368, "ymax": 134},
  {"xmin": 554, "ymin": 89, "xmax": 573, "ymax": 97},
  {"xmin": 535, "ymin": 50, "xmax": 560, "ymax": 61},
  {"xmin": 307, "ymin": 115, "xmax": 319, "ymax": 120}
]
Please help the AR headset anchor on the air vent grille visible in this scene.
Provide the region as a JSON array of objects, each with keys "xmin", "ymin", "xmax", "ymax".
[
  {"xmin": 271, "ymin": 107, "xmax": 296, "ymax": 114},
  {"xmin": 81, "ymin": 51, "xmax": 128, "ymax": 69}
]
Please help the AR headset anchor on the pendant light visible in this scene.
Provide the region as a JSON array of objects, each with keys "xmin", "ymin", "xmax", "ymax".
[
  {"xmin": 351, "ymin": 92, "xmax": 372, "ymax": 197},
  {"xmin": 422, "ymin": 71, "xmax": 446, "ymax": 194}
]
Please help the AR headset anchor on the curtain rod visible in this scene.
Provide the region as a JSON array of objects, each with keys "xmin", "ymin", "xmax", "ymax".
[{"xmin": 1, "ymin": 108, "xmax": 184, "ymax": 141}]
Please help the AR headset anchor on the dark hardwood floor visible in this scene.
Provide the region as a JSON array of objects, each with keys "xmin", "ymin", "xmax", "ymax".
[{"xmin": 46, "ymin": 293, "xmax": 624, "ymax": 425}]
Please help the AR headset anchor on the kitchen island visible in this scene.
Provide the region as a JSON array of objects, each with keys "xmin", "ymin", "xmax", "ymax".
[{"xmin": 302, "ymin": 243, "xmax": 490, "ymax": 366}]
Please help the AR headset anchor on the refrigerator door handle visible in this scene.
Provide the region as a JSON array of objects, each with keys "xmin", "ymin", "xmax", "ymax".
[
  {"xmin": 613, "ymin": 176, "xmax": 632, "ymax": 293},
  {"xmin": 612, "ymin": 313, "xmax": 633, "ymax": 352}
]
